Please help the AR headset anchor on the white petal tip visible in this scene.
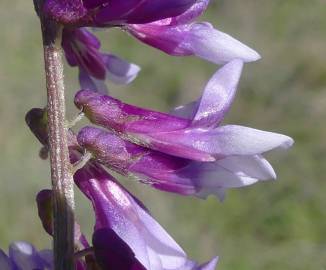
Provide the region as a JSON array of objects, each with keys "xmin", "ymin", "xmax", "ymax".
[{"xmin": 279, "ymin": 136, "xmax": 294, "ymax": 149}]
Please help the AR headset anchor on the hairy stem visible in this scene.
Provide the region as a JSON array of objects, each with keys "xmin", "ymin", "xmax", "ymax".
[{"xmin": 36, "ymin": 1, "xmax": 75, "ymax": 269}]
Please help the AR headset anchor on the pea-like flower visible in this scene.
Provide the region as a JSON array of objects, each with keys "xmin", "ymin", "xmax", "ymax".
[
  {"xmin": 77, "ymin": 126, "xmax": 278, "ymax": 200},
  {"xmin": 62, "ymin": 27, "xmax": 140, "ymax": 92},
  {"xmin": 47, "ymin": 0, "xmax": 260, "ymax": 85},
  {"xmin": 26, "ymin": 108, "xmax": 218, "ymax": 269},
  {"xmin": 75, "ymin": 60, "xmax": 293, "ymax": 163}
]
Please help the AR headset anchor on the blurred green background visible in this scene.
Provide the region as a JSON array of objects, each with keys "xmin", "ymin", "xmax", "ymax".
[{"xmin": 0, "ymin": 0, "xmax": 326, "ymax": 269}]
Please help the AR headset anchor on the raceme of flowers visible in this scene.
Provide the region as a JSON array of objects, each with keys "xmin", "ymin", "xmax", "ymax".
[
  {"xmin": 55, "ymin": 0, "xmax": 260, "ymax": 91},
  {"xmin": 16, "ymin": 0, "xmax": 293, "ymax": 269}
]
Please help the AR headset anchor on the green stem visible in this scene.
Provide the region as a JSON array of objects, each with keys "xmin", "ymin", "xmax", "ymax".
[{"xmin": 35, "ymin": 1, "xmax": 75, "ymax": 269}]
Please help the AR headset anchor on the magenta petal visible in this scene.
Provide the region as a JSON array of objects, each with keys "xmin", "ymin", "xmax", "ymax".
[
  {"xmin": 44, "ymin": 0, "xmax": 87, "ymax": 25},
  {"xmin": 94, "ymin": 0, "xmax": 198, "ymax": 25},
  {"xmin": 128, "ymin": 22, "xmax": 260, "ymax": 64},
  {"xmin": 74, "ymin": 90, "xmax": 191, "ymax": 134}
]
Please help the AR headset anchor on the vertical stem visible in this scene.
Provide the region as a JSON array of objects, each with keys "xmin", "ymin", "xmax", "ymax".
[{"xmin": 35, "ymin": 1, "xmax": 75, "ymax": 269}]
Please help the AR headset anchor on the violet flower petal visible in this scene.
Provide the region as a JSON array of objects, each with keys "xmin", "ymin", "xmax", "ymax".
[
  {"xmin": 191, "ymin": 59, "xmax": 243, "ymax": 127},
  {"xmin": 171, "ymin": 59, "xmax": 243, "ymax": 125},
  {"xmin": 62, "ymin": 28, "xmax": 106, "ymax": 80},
  {"xmin": 74, "ymin": 162, "xmax": 188, "ymax": 270},
  {"xmin": 128, "ymin": 22, "xmax": 260, "ymax": 64},
  {"xmin": 102, "ymin": 54, "xmax": 141, "ymax": 85}
]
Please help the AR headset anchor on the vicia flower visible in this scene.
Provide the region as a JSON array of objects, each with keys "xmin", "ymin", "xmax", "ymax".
[
  {"xmin": 62, "ymin": 27, "xmax": 140, "ymax": 92},
  {"xmin": 74, "ymin": 160, "xmax": 218, "ymax": 269},
  {"xmin": 75, "ymin": 60, "xmax": 293, "ymax": 162},
  {"xmin": 126, "ymin": 0, "xmax": 260, "ymax": 64},
  {"xmin": 25, "ymin": 109, "xmax": 218, "ymax": 269},
  {"xmin": 46, "ymin": 0, "xmax": 260, "ymax": 66},
  {"xmin": 0, "ymin": 242, "xmax": 52, "ymax": 270},
  {"xmin": 77, "ymin": 126, "xmax": 279, "ymax": 199}
]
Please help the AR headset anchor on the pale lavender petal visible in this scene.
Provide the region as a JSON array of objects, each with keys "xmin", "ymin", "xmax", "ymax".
[
  {"xmin": 191, "ymin": 59, "xmax": 243, "ymax": 127},
  {"xmin": 102, "ymin": 54, "xmax": 141, "ymax": 85},
  {"xmin": 217, "ymin": 155, "xmax": 276, "ymax": 181},
  {"xmin": 0, "ymin": 250, "xmax": 12, "ymax": 270},
  {"xmin": 143, "ymin": 125, "xmax": 294, "ymax": 160},
  {"xmin": 74, "ymin": 162, "xmax": 187, "ymax": 270},
  {"xmin": 79, "ymin": 68, "xmax": 109, "ymax": 94},
  {"xmin": 128, "ymin": 22, "xmax": 260, "ymax": 64},
  {"xmin": 170, "ymin": 60, "xmax": 243, "ymax": 126},
  {"xmin": 183, "ymin": 22, "xmax": 261, "ymax": 64}
]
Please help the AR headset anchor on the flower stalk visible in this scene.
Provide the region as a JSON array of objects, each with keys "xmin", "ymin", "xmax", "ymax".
[{"xmin": 35, "ymin": 0, "xmax": 75, "ymax": 269}]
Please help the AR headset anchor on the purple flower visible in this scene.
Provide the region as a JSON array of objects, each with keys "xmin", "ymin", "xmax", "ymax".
[
  {"xmin": 44, "ymin": 0, "xmax": 198, "ymax": 26},
  {"xmin": 75, "ymin": 60, "xmax": 293, "ymax": 162},
  {"xmin": 0, "ymin": 242, "xmax": 52, "ymax": 270},
  {"xmin": 62, "ymin": 27, "xmax": 140, "ymax": 92},
  {"xmin": 77, "ymin": 126, "xmax": 278, "ymax": 199},
  {"xmin": 46, "ymin": 0, "xmax": 259, "ymax": 65},
  {"xmin": 126, "ymin": 0, "xmax": 260, "ymax": 64},
  {"xmin": 74, "ymin": 161, "xmax": 218, "ymax": 269}
]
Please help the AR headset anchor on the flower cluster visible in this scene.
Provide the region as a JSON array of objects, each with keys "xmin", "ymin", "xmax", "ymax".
[{"xmin": 21, "ymin": 0, "xmax": 293, "ymax": 269}]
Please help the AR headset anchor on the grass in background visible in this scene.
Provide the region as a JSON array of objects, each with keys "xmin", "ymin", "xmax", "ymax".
[{"xmin": 0, "ymin": 1, "xmax": 325, "ymax": 269}]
